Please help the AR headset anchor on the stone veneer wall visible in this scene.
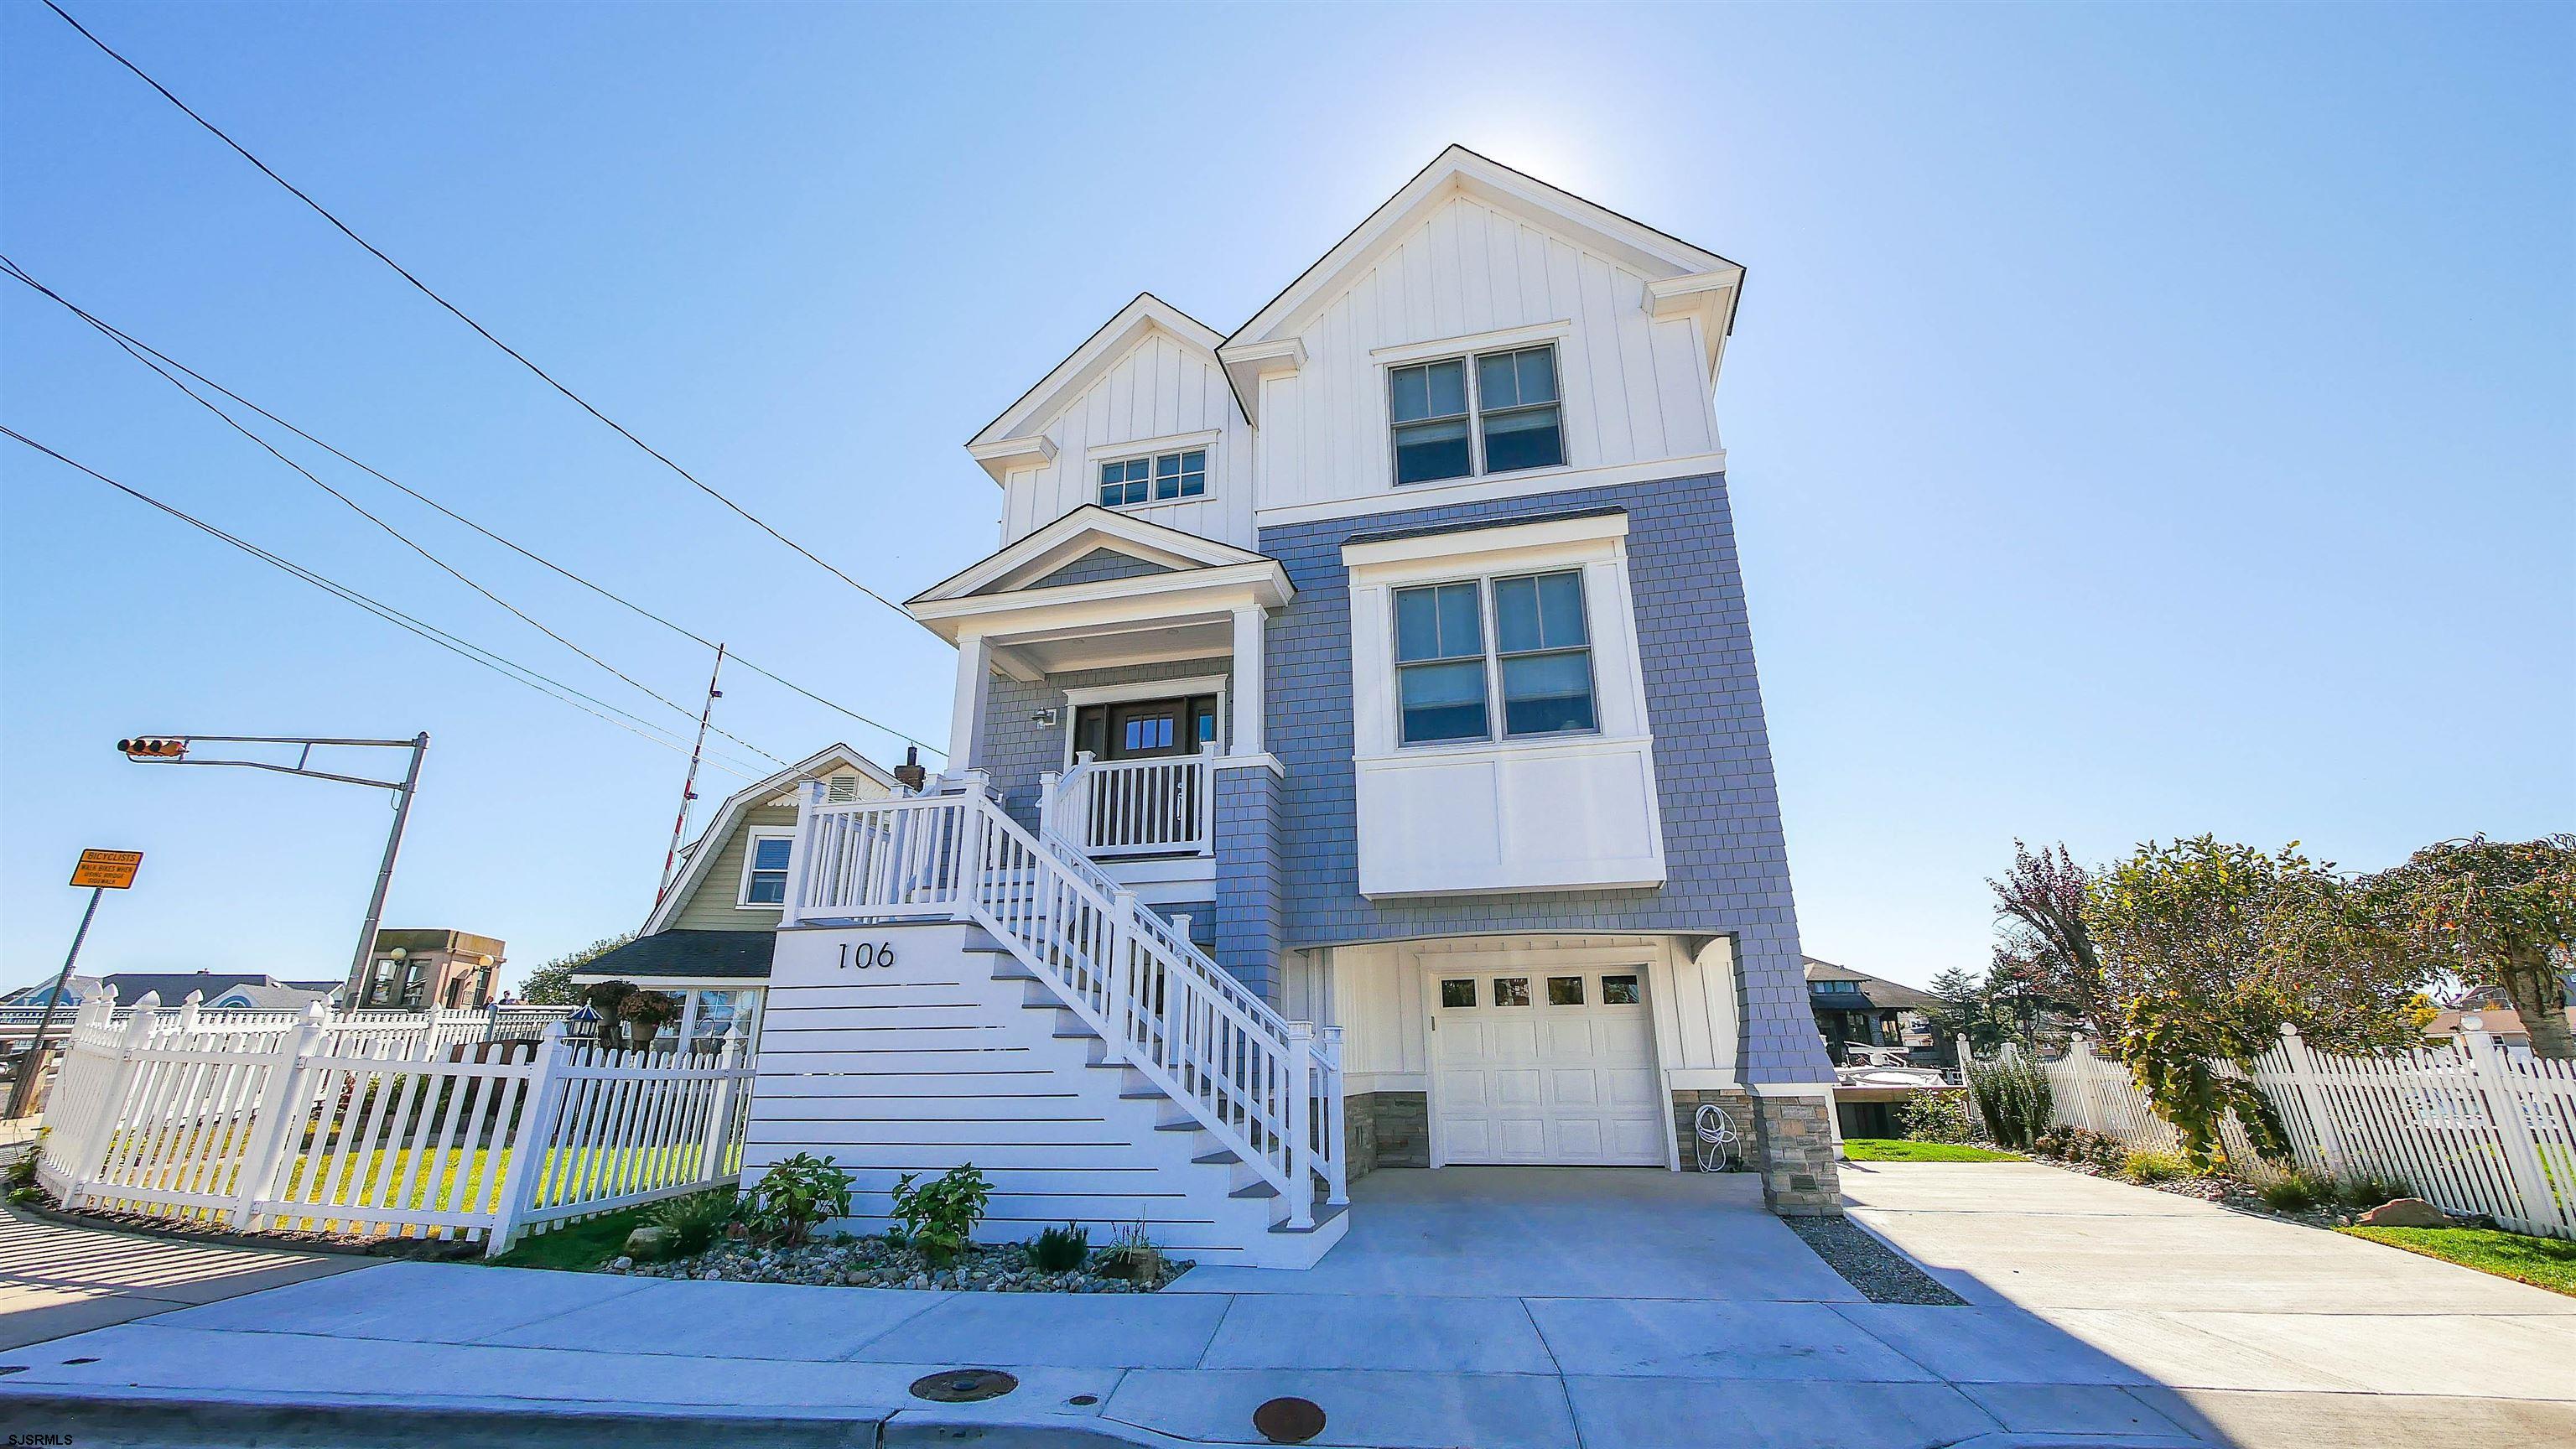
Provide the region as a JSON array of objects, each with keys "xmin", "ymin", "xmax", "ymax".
[
  {"xmin": 1341, "ymin": 1091, "xmax": 1428, "ymax": 1183},
  {"xmin": 1671, "ymin": 1087, "xmax": 1841, "ymax": 1216},
  {"xmin": 1255, "ymin": 473, "xmax": 1831, "ymax": 1088}
]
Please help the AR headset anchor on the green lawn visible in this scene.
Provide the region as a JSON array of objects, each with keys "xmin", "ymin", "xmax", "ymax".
[
  {"xmin": 1842, "ymin": 1138, "xmax": 2023, "ymax": 1163},
  {"xmin": 485, "ymin": 1203, "xmax": 658, "ymax": 1270},
  {"xmin": 2339, "ymin": 1225, "xmax": 2576, "ymax": 1297}
]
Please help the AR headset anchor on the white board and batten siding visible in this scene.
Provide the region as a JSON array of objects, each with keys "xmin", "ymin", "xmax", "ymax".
[
  {"xmin": 1254, "ymin": 191, "xmax": 1722, "ymax": 520},
  {"xmin": 745, "ymin": 922, "xmax": 1297, "ymax": 1263},
  {"xmin": 997, "ymin": 330, "xmax": 1256, "ymax": 549}
]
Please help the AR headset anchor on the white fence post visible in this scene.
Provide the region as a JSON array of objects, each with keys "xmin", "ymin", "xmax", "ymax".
[
  {"xmin": 2273, "ymin": 1023, "xmax": 2343, "ymax": 1176},
  {"xmin": 1321, "ymin": 1025, "xmax": 1349, "ymax": 1208},
  {"xmin": 485, "ymin": 1024, "xmax": 570, "ymax": 1259},
  {"xmin": 2458, "ymin": 1016, "xmax": 2562, "ymax": 1236},
  {"xmin": 1284, "ymin": 1020, "xmax": 1316, "ymax": 1229},
  {"xmin": 778, "ymin": 780, "xmax": 822, "ymax": 928},
  {"xmin": 231, "ymin": 1005, "xmax": 327, "ymax": 1228},
  {"xmin": 699, "ymin": 1030, "xmax": 746, "ymax": 1187},
  {"xmin": 56, "ymin": 993, "xmax": 159, "ymax": 1212}
]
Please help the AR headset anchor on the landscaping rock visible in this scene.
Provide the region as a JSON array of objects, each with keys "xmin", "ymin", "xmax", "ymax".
[
  {"xmin": 622, "ymin": 1225, "xmax": 677, "ymax": 1261},
  {"xmin": 2355, "ymin": 1197, "xmax": 2452, "ymax": 1228},
  {"xmin": 622, "ymin": 1234, "xmax": 1193, "ymax": 1293}
]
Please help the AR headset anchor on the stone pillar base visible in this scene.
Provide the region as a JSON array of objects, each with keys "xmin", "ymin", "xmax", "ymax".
[{"xmin": 1750, "ymin": 1092, "xmax": 1843, "ymax": 1217}]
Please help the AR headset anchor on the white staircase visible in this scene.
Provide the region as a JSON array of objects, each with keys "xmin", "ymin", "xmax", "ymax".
[{"xmin": 768, "ymin": 773, "xmax": 1347, "ymax": 1265}]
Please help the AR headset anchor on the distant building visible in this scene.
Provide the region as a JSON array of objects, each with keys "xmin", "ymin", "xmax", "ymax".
[
  {"xmin": 7, "ymin": 971, "xmax": 343, "ymax": 1011},
  {"xmin": 1805, "ymin": 957, "xmax": 1946, "ymax": 1067},
  {"xmin": 349, "ymin": 930, "xmax": 506, "ymax": 1010}
]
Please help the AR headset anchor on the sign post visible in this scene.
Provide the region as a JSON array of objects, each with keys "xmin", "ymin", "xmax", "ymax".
[{"xmin": 8, "ymin": 849, "xmax": 143, "ymax": 1118}]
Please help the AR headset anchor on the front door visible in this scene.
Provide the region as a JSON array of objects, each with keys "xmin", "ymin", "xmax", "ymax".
[
  {"xmin": 1073, "ymin": 694, "xmax": 1218, "ymax": 761},
  {"xmin": 1428, "ymin": 966, "xmax": 1665, "ymax": 1166}
]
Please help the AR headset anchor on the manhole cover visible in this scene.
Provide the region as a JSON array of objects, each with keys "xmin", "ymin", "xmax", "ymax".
[
  {"xmin": 1253, "ymin": 1395, "xmax": 1327, "ymax": 1444},
  {"xmin": 910, "ymin": 1368, "xmax": 1019, "ymax": 1403}
]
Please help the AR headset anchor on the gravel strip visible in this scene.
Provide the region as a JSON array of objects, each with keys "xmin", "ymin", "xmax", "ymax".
[
  {"xmin": 618, "ymin": 1235, "xmax": 1193, "ymax": 1292},
  {"xmin": 1784, "ymin": 1215, "xmax": 1965, "ymax": 1305}
]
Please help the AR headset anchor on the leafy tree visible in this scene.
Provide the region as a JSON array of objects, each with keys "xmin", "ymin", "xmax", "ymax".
[
  {"xmin": 2372, "ymin": 835, "xmax": 2576, "ymax": 1060},
  {"xmin": 517, "ymin": 933, "xmax": 635, "ymax": 1005},
  {"xmin": 2085, "ymin": 836, "xmax": 2436, "ymax": 1169},
  {"xmin": 1989, "ymin": 841, "xmax": 2112, "ymax": 1036}
]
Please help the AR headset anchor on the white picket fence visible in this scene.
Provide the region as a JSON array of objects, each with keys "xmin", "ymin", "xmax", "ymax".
[
  {"xmin": 2029, "ymin": 1023, "xmax": 2576, "ymax": 1241},
  {"xmin": 35, "ymin": 992, "xmax": 752, "ymax": 1255}
]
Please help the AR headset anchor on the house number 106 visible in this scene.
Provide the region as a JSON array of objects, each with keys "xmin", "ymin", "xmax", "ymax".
[{"xmin": 839, "ymin": 942, "xmax": 896, "ymax": 970}]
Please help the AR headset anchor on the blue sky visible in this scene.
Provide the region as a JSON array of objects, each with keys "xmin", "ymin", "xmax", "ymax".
[{"xmin": 3, "ymin": 3, "xmax": 2568, "ymax": 994}]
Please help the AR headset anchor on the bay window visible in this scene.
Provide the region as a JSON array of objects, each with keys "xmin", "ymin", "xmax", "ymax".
[{"xmin": 1392, "ymin": 569, "xmax": 1597, "ymax": 746}]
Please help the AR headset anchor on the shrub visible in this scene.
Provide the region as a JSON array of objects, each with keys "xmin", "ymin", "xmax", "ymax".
[
  {"xmin": 3, "ymin": 1132, "xmax": 44, "ymax": 1199},
  {"xmin": 1965, "ymin": 1049, "xmax": 2055, "ymax": 1150},
  {"xmin": 644, "ymin": 1188, "xmax": 738, "ymax": 1256},
  {"xmin": 740, "ymin": 1153, "xmax": 854, "ymax": 1246},
  {"xmin": 2334, "ymin": 1168, "xmax": 2413, "ymax": 1210},
  {"xmin": 2124, "ymin": 1149, "xmax": 2188, "ymax": 1183},
  {"xmin": 1897, "ymin": 1091, "xmax": 1976, "ymax": 1144},
  {"xmin": 1097, "ymin": 1218, "xmax": 1166, "ymax": 1288},
  {"xmin": 1029, "ymin": 1222, "xmax": 1089, "ymax": 1274},
  {"xmin": 890, "ymin": 1165, "xmax": 993, "ymax": 1265},
  {"xmin": 2255, "ymin": 1169, "xmax": 2329, "ymax": 1213}
]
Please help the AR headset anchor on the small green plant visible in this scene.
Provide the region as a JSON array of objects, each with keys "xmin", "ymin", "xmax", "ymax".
[
  {"xmin": 890, "ymin": 1164, "xmax": 993, "ymax": 1265},
  {"xmin": 3, "ymin": 1132, "xmax": 44, "ymax": 1202},
  {"xmin": 1029, "ymin": 1222, "xmax": 1089, "ymax": 1274},
  {"xmin": 644, "ymin": 1187, "xmax": 739, "ymax": 1255},
  {"xmin": 2334, "ymin": 1168, "xmax": 2413, "ymax": 1210},
  {"xmin": 1097, "ymin": 1218, "xmax": 1166, "ymax": 1287},
  {"xmin": 2123, "ymin": 1148, "xmax": 2188, "ymax": 1183},
  {"xmin": 1896, "ymin": 1091, "xmax": 1975, "ymax": 1145},
  {"xmin": 740, "ymin": 1153, "xmax": 854, "ymax": 1246},
  {"xmin": 1964, "ymin": 1048, "xmax": 2055, "ymax": 1150},
  {"xmin": 2254, "ymin": 1168, "xmax": 2329, "ymax": 1213}
]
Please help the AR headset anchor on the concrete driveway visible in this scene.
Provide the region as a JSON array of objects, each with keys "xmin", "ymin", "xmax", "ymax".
[{"xmin": 2, "ymin": 1166, "xmax": 2571, "ymax": 1447}]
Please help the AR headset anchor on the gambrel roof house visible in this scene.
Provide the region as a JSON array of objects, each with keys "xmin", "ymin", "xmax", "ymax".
[{"xmin": 731, "ymin": 147, "xmax": 1836, "ymax": 1267}]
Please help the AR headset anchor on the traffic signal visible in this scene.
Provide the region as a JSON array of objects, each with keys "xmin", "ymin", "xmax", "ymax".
[{"xmin": 117, "ymin": 737, "xmax": 188, "ymax": 760}]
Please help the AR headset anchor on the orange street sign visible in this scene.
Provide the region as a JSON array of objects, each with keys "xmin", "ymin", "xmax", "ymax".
[{"xmin": 70, "ymin": 849, "xmax": 143, "ymax": 890}]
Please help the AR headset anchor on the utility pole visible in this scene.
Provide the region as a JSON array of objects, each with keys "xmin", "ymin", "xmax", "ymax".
[
  {"xmin": 117, "ymin": 732, "xmax": 431, "ymax": 1000},
  {"xmin": 654, "ymin": 644, "xmax": 727, "ymax": 913}
]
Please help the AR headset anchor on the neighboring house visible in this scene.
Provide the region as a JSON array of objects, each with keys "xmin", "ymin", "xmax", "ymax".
[
  {"xmin": 62, "ymin": 971, "xmax": 344, "ymax": 1010},
  {"xmin": 1806, "ymin": 958, "xmax": 1945, "ymax": 1067},
  {"xmin": 348, "ymin": 930, "xmax": 506, "ymax": 1010},
  {"xmin": 201, "ymin": 980, "xmax": 340, "ymax": 1011},
  {"xmin": 0, "ymin": 975, "xmax": 101, "ymax": 1009},
  {"xmin": 740, "ymin": 148, "xmax": 1837, "ymax": 1266},
  {"xmin": 573, "ymin": 745, "xmax": 901, "ymax": 1048}
]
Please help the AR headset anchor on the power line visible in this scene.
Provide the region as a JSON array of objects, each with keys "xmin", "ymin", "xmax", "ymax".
[
  {"xmin": 44, "ymin": 0, "xmax": 919, "ymax": 624},
  {"xmin": 0, "ymin": 426, "xmax": 765, "ymax": 782},
  {"xmin": 0, "ymin": 257, "xmax": 944, "ymax": 761},
  {"xmin": 4, "ymin": 263, "xmax": 790, "ymax": 774}
]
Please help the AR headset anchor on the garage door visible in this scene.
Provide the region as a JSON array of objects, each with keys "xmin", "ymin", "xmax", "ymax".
[{"xmin": 1428, "ymin": 966, "xmax": 1665, "ymax": 1166}]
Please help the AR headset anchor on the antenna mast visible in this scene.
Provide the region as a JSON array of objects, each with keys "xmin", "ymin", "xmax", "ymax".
[{"xmin": 654, "ymin": 643, "xmax": 727, "ymax": 912}]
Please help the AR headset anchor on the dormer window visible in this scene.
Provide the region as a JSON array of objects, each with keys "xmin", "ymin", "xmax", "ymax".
[
  {"xmin": 1098, "ymin": 449, "xmax": 1207, "ymax": 508},
  {"xmin": 1389, "ymin": 343, "xmax": 1564, "ymax": 486}
]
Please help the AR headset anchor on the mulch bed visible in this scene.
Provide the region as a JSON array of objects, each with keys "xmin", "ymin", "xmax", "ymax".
[
  {"xmin": 618, "ymin": 1234, "xmax": 1193, "ymax": 1293},
  {"xmin": 1784, "ymin": 1215, "xmax": 1964, "ymax": 1305}
]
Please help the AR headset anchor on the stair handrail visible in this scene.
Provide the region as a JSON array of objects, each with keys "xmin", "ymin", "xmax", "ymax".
[{"xmin": 790, "ymin": 776, "xmax": 1336, "ymax": 1219}]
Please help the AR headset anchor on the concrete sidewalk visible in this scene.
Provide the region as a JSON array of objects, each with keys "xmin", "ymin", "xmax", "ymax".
[
  {"xmin": 0, "ymin": 1166, "xmax": 2569, "ymax": 1447},
  {"xmin": 0, "ymin": 1206, "xmax": 361, "ymax": 1349}
]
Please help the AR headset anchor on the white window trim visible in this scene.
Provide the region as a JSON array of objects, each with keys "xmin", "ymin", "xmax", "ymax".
[
  {"xmin": 737, "ymin": 827, "xmax": 797, "ymax": 909},
  {"xmin": 1090, "ymin": 431, "xmax": 1222, "ymax": 512},
  {"xmin": 1344, "ymin": 517, "xmax": 1651, "ymax": 767},
  {"xmin": 1059, "ymin": 674, "xmax": 1231, "ymax": 769},
  {"xmin": 1388, "ymin": 570, "xmax": 1602, "ymax": 750},
  {"xmin": 1383, "ymin": 335, "xmax": 1572, "ymax": 489}
]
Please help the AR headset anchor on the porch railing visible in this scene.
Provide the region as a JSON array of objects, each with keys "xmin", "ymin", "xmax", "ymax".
[
  {"xmin": 1041, "ymin": 745, "xmax": 1215, "ymax": 859},
  {"xmin": 780, "ymin": 774, "xmax": 1344, "ymax": 1222}
]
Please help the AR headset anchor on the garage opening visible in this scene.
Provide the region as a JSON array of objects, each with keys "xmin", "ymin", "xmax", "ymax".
[{"xmin": 1427, "ymin": 967, "xmax": 1665, "ymax": 1166}]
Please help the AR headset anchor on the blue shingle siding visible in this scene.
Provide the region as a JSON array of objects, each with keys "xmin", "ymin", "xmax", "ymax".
[
  {"xmin": 1002, "ymin": 548, "xmax": 1174, "ymax": 593},
  {"xmin": 974, "ymin": 657, "xmax": 1232, "ymax": 833},
  {"xmin": 1213, "ymin": 766, "xmax": 1285, "ymax": 1005},
  {"xmin": 1256, "ymin": 471, "xmax": 1831, "ymax": 1085}
]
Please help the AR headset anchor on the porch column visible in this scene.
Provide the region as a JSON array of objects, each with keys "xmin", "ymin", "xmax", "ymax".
[
  {"xmin": 948, "ymin": 632, "xmax": 994, "ymax": 770},
  {"xmin": 1228, "ymin": 606, "xmax": 1265, "ymax": 756}
]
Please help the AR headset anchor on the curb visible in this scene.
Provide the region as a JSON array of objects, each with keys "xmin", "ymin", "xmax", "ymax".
[{"xmin": 0, "ymin": 1384, "xmax": 1197, "ymax": 1448}]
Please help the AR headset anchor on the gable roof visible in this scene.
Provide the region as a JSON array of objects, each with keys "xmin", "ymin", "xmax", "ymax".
[
  {"xmin": 966, "ymin": 293, "xmax": 1234, "ymax": 484},
  {"xmin": 907, "ymin": 505, "xmax": 1271, "ymax": 608},
  {"xmin": 642, "ymin": 744, "xmax": 899, "ymax": 936},
  {"xmin": 1803, "ymin": 957, "xmax": 1943, "ymax": 1012},
  {"xmin": 573, "ymin": 929, "xmax": 776, "ymax": 983},
  {"xmin": 1218, "ymin": 146, "xmax": 1748, "ymax": 409}
]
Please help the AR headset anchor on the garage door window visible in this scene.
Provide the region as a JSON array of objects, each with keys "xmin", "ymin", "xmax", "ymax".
[
  {"xmin": 1493, "ymin": 977, "xmax": 1531, "ymax": 1006},
  {"xmin": 1602, "ymin": 974, "xmax": 1641, "ymax": 1005},
  {"xmin": 1547, "ymin": 976, "xmax": 1585, "ymax": 1005},
  {"xmin": 1441, "ymin": 979, "xmax": 1477, "ymax": 1008}
]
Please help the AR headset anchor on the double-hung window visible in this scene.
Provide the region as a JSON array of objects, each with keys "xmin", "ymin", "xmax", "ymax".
[
  {"xmin": 1388, "ymin": 343, "xmax": 1564, "ymax": 486},
  {"xmin": 741, "ymin": 831, "xmax": 794, "ymax": 906},
  {"xmin": 1098, "ymin": 449, "xmax": 1207, "ymax": 508},
  {"xmin": 1392, "ymin": 569, "xmax": 1597, "ymax": 746}
]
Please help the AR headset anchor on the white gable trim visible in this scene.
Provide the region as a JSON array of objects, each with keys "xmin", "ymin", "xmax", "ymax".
[
  {"xmin": 907, "ymin": 505, "xmax": 1269, "ymax": 606},
  {"xmin": 967, "ymin": 294, "xmax": 1233, "ymax": 483},
  {"xmin": 1221, "ymin": 147, "xmax": 1744, "ymax": 361},
  {"xmin": 641, "ymin": 744, "xmax": 897, "ymax": 936}
]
